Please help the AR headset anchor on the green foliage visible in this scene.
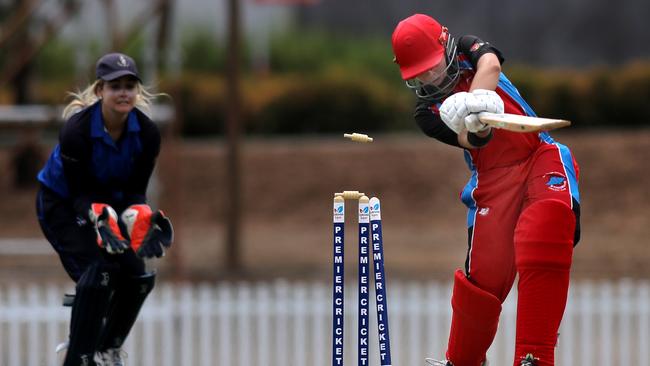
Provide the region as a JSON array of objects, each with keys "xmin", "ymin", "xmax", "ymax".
[
  {"xmin": 122, "ymin": 35, "xmax": 147, "ymax": 67},
  {"xmin": 505, "ymin": 63, "xmax": 650, "ymax": 128},
  {"xmin": 33, "ymin": 59, "xmax": 650, "ymax": 135},
  {"xmin": 163, "ymin": 71, "xmax": 411, "ymax": 136},
  {"xmin": 269, "ymin": 30, "xmax": 402, "ymax": 86},
  {"xmin": 164, "ymin": 74, "xmax": 226, "ymax": 135},
  {"xmin": 33, "ymin": 40, "xmax": 77, "ymax": 80},
  {"xmin": 612, "ymin": 63, "xmax": 650, "ymax": 127},
  {"xmin": 249, "ymin": 71, "xmax": 411, "ymax": 134},
  {"xmin": 180, "ymin": 28, "xmax": 226, "ymax": 73},
  {"xmin": 13, "ymin": 27, "xmax": 650, "ymax": 133}
]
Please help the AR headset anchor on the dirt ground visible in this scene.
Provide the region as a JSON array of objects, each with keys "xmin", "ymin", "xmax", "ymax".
[{"xmin": 1, "ymin": 129, "xmax": 649, "ymax": 283}]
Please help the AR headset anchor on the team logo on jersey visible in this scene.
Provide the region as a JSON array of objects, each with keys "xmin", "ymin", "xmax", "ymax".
[
  {"xmin": 478, "ymin": 207, "xmax": 490, "ymax": 216},
  {"xmin": 117, "ymin": 55, "xmax": 129, "ymax": 68},
  {"xmin": 439, "ymin": 26, "xmax": 449, "ymax": 45},
  {"xmin": 545, "ymin": 172, "xmax": 567, "ymax": 191},
  {"xmin": 470, "ymin": 42, "xmax": 485, "ymax": 52}
]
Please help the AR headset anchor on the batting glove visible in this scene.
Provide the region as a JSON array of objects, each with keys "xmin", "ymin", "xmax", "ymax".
[
  {"xmin": 463, "ymin": 114, "xmax": 489, "ymax": 133},
  {"xmin": 121, "ymin": 204, "xmax": 174, "ymax": 258},
  {"xmin": 464, "ymin": 89, "xmax": 505, "ymax": 132},
  {"xmin": 439, "ymin": 92, "xmax": 478, "ymax": 134},
  {"xmin": 88, "ymin": 203, "xmax": 130, "ymax": 254}
]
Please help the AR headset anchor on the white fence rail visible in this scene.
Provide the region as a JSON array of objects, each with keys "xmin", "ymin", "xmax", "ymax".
[{"xmin": 0, "ymin": 280, "xmax": 648, "ymax": 366}]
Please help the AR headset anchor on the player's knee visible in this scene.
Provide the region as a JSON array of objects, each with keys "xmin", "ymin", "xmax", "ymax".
[
  {"xmin": 452, "ymin": 269, "xmax": 502, "ymax": 322},
  {"xmin": 124, "ymin": 271, "xmax": 156, "ymax": 298},
  {"xmin": 515, "ymin": 199, "xmax": 575, "ymax": 270}
]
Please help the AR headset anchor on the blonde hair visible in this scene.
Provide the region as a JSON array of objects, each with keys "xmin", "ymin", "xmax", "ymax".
[{"xmin": 62, "ymin": 80, "xmax": 166, "ymax": 120}]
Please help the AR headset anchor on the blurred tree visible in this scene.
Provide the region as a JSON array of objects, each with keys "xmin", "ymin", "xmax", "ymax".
[
  {"xmin": 100, "ymin": 0, "xmax": 120, "ymax": 49},
  {"xmin": 155, "ymin": 0, "xmax": 173, "ymax": 74},
  {"xmin": 0, "ymin": 0, "xmax": 37, "ymax": 103},
  {"xmin": 225, "ymin": 0, "xmax": 243, "ymax": 273},
  {"xmin": 98, "ymin": 0, "xmax": 174, "ymax": 81},
  {"xmin": 0, "ymin": 0, "xmax": 81, "ymax": 103},
  {"xmin": 181, "ymin": 28, "xmax": 226, "ymax": 72}
]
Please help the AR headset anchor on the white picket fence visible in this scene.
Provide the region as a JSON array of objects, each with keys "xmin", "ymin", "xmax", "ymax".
[{"xmin": 0, "ymin": 280, "xmax": 648, "ymax": 366}]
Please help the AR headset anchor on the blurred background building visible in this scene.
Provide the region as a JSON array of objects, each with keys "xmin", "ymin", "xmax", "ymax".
[{"xmin": 297, "ymin": 0, "xmax": 650, "ymax": 66}]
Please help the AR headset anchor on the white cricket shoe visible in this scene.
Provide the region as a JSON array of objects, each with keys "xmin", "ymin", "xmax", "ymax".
[
  {"xmin": 94, "ymin": 348, "xmax": 127, "ymax": 366},
  {"xmin": 425, "ymin": 359, "xmax": 451, "ymax": 366},
  {"xmin": 425, "ymin": 358, "xmax": 489, "ymax": 366},
  {"xmin": 55, "ymin": 340, "xmax": 69, "ymax": 354}
]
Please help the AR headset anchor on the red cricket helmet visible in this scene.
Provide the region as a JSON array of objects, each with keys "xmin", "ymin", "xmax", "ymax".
[{"xmin": 392, "ymin": 14, "xmax": 450, "ymax": 80}]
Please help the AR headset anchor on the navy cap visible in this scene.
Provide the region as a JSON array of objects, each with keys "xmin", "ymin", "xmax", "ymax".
[{"xmin": 95, "ymin": 53, "xmax": 141, "ymax": 82}]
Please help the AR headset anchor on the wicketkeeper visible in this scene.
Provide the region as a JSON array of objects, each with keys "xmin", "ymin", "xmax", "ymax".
[
  {"xmin": 391, "ymin": 14, "xmax": 581, "ymax": 366},
  {"xmin": 36, "ymin": 53, "xmax": 173, "ymax": 366}
]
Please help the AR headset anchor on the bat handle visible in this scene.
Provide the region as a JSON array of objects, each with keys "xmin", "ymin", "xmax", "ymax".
[
  {"xmin": 477, "ymin": 111, "xmax": 500, "ymax": 119},
  {"xmin": 478, "ymin": 112, "xmax": 508, "ymax": 129}
]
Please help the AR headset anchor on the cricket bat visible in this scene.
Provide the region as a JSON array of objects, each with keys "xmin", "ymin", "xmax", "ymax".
[{"xmin": 478, "ymin": 112, "xmax": 571, "ymax": 132}]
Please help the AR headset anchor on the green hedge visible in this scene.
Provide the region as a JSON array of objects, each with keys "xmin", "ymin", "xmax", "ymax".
[
  {"xmin": 269, "ymin": 32, "xmax": 398, "ymax": 83},
  {"xmin": 164, "ymin": 62, "xmax": 650, "ymax": 136},
  {"xmin": 21, "ymin": 61, "xmax": 650, "ymax": 136},
  {"xmin": 505, "ymin": 63, "xmax": 650, "ymax": 128},
  {"xmin": 164, "ymin": 70, "xmax": 412, "ymax": 136},
  {"xmin": 247, "ymin": 70, "xmax": 410, "ymax": 134}
]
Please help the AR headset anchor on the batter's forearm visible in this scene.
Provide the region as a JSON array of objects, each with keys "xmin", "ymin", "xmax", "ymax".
[{"xmin": 469, "ymin": 53, "xmax": 501, "ymax": 91}]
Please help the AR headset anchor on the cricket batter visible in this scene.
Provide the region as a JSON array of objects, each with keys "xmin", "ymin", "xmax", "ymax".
[
  {"xmin": 391, "ymin": 14, "xmax": 581, "ymax": 366},
  {"xmin": 36, "ymin": 53, "xmax": 173, "ymax": 366}
]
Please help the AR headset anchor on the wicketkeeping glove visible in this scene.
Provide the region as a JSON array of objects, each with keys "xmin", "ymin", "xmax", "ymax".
[
  {"xmin": 120, "ymin": 204, "xmax": 174, "ymax": 258},
  {"xmin": 88, "ymin": 203, "xmax": 130, "ymax": 254}
]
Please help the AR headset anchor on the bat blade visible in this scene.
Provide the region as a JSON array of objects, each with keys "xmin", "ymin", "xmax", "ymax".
[{"xmin": 478, "ymin": 112, "xmax": 571, "ymax": 132}]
